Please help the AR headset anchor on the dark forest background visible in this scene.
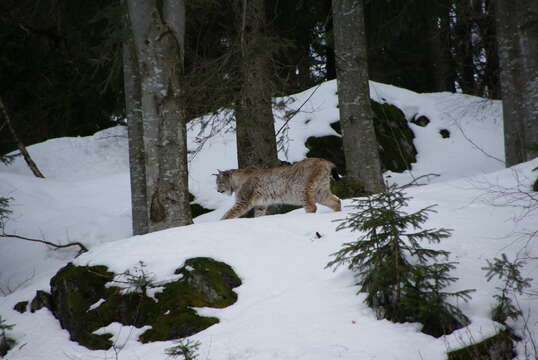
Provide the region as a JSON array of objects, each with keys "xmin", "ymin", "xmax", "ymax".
[{"xmin": 0, "ymin": 0, "xmax": 501, "ymax": 155}]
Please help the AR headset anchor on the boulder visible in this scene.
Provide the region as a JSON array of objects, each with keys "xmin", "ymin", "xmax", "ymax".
[
  {"xmin": 305, "ymin": 100, "xmax": 419, "ymax": 176},
  {"xmin": 447, "ymin": 330, "xmax": 516, "ymax": 360},
  {"xmin": 47, "ymin": 258, "xmax": 241, "ymax": 350},
  {"xmin": 30, "ymin": 290, "xmax": 52, "ymax": 313},
  {"xmin": 13, "ymin": 301, "xmax": 28, "ymax": 314}
]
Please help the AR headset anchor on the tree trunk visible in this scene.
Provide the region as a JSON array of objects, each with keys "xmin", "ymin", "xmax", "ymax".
[
  {"xmin": 482, "ymin": 0, "xmax": 501, "ymax": 99},
  {"xmin": 454, "ymin": 0, "xmax": 478, "ymax": 95},
  {"xmin": 324, "ymin": 0, "xmax": 337, "ymax": 81},
  {"xmin": 332, "ymin": 0, "xmax": 385, "ymax": 193},
  {"xmin": 496, "ymin": 0, "xmax": 538, "ymax": 166},
  {"xmin": 123, "ymin": 10, "xmax": 148, "ymax": 236},
  {"xmin": 425, "ymin": 0, "xmax": 453, "ymax": 92},
  {"xmin": 126, "ymin": 0, "xmax": 192, "ymax": 232},
  {"xmin": 235, "ymin": 0, "xmax": 279, "ymax": 169}
]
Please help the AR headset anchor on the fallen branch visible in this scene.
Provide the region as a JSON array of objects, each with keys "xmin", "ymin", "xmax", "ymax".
[
  {"xmin": 0, "ymin": 96, "xmax": 45, "ymax": 178},
  {"xmin": 1, "ymin": 233, "xmax": 88, "ymax": 256}
]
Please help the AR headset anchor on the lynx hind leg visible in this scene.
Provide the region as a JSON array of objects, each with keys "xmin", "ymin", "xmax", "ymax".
[
  {"xmin": 303, "ymin": 171, "xmax": 325, "ymax": 213},
  {"xmin": 319, "ymin": 190, "xmax": 341, "ymax": 212},
  {"xmin": 254, "ymin": 206, "xmax": 267, "ymax": 217}
]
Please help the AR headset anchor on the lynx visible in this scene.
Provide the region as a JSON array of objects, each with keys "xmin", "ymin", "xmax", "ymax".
[{"xmin": 215, "ymin": 158, "xmax": 342, "ymax": 220}]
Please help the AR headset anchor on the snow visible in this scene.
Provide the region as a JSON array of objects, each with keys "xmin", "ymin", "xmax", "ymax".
[{"xmin": 1, "ymin": 80, "xmax": 537, "ymax": 360}]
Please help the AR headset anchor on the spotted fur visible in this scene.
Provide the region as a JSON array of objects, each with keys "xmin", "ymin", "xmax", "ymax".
[{"xmin": 215, "ymin": 158, "xmax": 342, "ymax": 220}]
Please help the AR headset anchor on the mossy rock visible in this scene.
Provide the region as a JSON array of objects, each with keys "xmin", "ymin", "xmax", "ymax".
[
  {"xmin": 189, "ymin": 192, "xmax": 213, "ymax": 218},
  {"xmin": 330, "ymin": 177, "xmax": 369, "ymax": 199},
  {"xmin": 305, "ymin": 134, "xmax": 345, "ymax": 174},
  {"xmin": 13, "ymin": 301, "xmax": 28, "ymax": 313},
  {"xmin": 370, "ymin": 101, "xmax": 417, "ymax": 172},
  {"xmin": 49, "ymin": 263, "xmax": 116, "ymax": 349},
  {"xmin": 411, "ymin": 115, "xmax": 430, "ymax": 127},
  {"xmin": 305, "ymin": 100, "xmax": 420, "ymax": 174},
  {"xmin": 447, "ymin": 330, "xmax": 516, "ymax": 360},
  {"xmin": 30, "ymin": 290, "xmax": 52, "ymax": 313},
  {"xmin": 191, "ymin": 203, "xmax": 213, "ymax": 218},
  {"xmin": 48, "ymin": 258, "xmax": 241, "ymax": 350}
]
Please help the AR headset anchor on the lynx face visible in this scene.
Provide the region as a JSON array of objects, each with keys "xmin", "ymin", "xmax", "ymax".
[{"xmin": 215, "ymin": 171, "xmax": 233, "ymax": 195}]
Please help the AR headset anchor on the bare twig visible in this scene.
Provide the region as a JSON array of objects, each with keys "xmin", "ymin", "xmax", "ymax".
[
  {"xmin": 0, "ymin": 233, "xmax": 88, "ymax": 256},
  {"xmin": 275, "ymin": 81, "xmax": 325, "ymax": 137},
  {"xmin": 401, "ymin": 173, "xmax": 441, "ymax": 189}
]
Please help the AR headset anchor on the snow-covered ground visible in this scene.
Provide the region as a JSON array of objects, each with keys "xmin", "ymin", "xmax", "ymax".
[{"xmin": 1, "ymin": 80, "xmax": 536, "ymax": 360}]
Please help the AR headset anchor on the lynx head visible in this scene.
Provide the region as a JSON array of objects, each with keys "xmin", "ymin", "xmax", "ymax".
[{"xmin": 214, "ymin": 170, "xmax": 234, "ymax": 195}]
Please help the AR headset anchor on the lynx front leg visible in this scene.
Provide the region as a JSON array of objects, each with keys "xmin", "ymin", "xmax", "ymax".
[{"xmin": 221, "ymin": 200, "xmax": 254, "ymax": 220}]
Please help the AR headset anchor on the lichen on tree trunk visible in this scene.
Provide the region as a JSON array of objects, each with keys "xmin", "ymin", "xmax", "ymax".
[{"xmin": 125, "ymin": 0, "xmax": 192, "ymax": 233}]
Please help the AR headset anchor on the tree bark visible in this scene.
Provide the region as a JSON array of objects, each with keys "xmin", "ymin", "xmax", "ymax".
[
  {"xmin": 482, "ymin": 0, "xmax": 501, "ymax": 99},
  {"xmin": 454, "ymin": 0, "xmax": 478, "ymax": 95},
  {"xmin": 332, "ymin": 0, "xmax": 385, "ymax": 193},
  {"xmin": 496, "ymin": 0, "xmax": 538, "ymax": 166},
  {"xmin": 425, "ymin": 0, "xmax": 453, "ymax": 92},
  {"xmin": 123, "ymin": 10, "xmax": 148, "ymax": 236},
  {"xmin": 126, "ymin": 0, "xmax": 192, "ymax": 232},
  {"xmin": 235, "ymin": 0, "xmax": 279, "ymax": 169}
]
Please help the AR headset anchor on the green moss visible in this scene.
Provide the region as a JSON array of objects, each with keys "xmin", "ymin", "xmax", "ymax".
[
  {"xmin": 139, "ymin": 308, "xmax": 219, "ymax": 343},
  {"xmin": 47, "ymin": 258, "xmax": 241, "ymax": 350},
  {"xmin": 447, "ymin": 330, "xmax": 516, "ymax": 360},
  {"xmin": 49, "ymin": 263, "xmax": 116, "ymax": 349},
  {"xmin": 161, "ymin": 257, "xmax": 241, "ymax": 309},
  {"xmin": 371, "ymin": 101, "xmax": 417, "ymax": 172}
]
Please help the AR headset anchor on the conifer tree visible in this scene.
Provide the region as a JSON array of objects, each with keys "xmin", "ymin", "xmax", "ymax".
[
  {"xmin": 0, "ymin": 316, "xmax": 14, "ymax": 357},
  {"xmin": 327, "ymin": 183, "xmax": 474, "ymax": 337}
]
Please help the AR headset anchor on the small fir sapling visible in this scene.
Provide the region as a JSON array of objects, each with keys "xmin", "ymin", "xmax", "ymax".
[
  {"xmin": 327, "ymin": 183, "xmax": 474, "ymax": 337},
  {"xmin": 112, "ymin": 261, "xmax": 156, "ymax": 296},
  {"xmin": 483, "ymin": 253, "xmax": 532, "ymax": 324},
  {"xmin": 0, "ymin": 197, "xmax": 11, "ymax": 232},
  {"xmin": 0, "ymin": 315, "xmax": 15, "ymax": 356},
  {"xmin": 165, "ymin": 338, "xmax": 201, "ymax": 360}
]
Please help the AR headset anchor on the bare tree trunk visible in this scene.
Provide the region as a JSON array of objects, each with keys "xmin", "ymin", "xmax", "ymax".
[
  {"xmin": 123, "ymin": 10, "xmax": 148, "ymax": 236},
  {"xmin": 235, "ymin": 0, "xmax": 279, "ymax": 169},
  {"xmin": 126, "ymin": 0, "xmax": 192, "ymax": 232},
  {"xmin": 454, "ymin": 0, "xmax": 478, "ymax": 95},
  {"xmin": 482, "ymin": 0, "xmax": 501, "ymax": 99},
  {"xmin": 425, "ymin": 0, "xmax": 453, "ymax": 92},
  {"xmin": 496, "ymin": 0, "xmax": 538, "ymax": 166},
  {"xmin": 332, "ymin": 0, "xmax": 384, "ymax": 193},
  {"xmin": 0, "ymin": 97, "xmax": 45, "ymax": 178}
]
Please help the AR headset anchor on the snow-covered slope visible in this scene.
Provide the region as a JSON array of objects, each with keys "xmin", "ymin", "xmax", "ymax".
[{"xmin": 1, "ymin": 81, "xmax": 536, "ymax": 360}]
